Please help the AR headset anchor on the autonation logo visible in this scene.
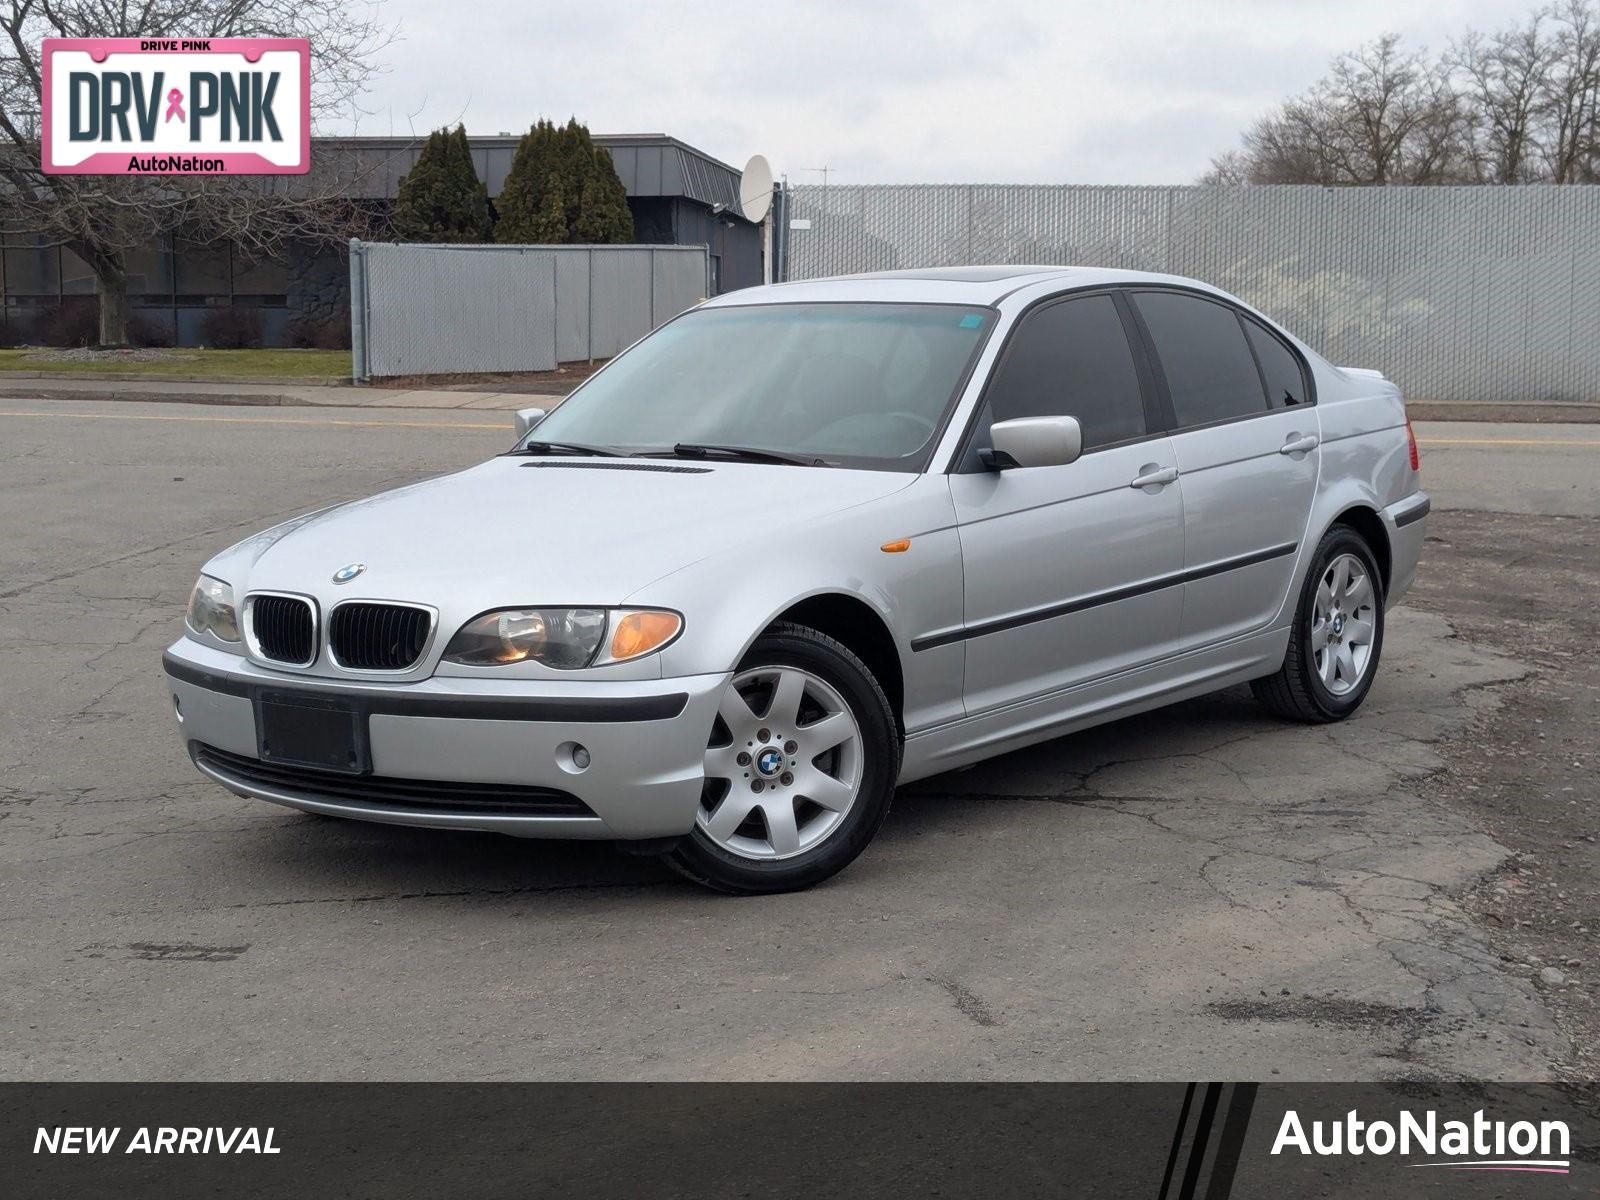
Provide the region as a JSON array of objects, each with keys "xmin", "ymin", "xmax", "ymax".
[{"xmin": 1272, "ymin": 1108, "xmax": 1572, "ymax": 1175}]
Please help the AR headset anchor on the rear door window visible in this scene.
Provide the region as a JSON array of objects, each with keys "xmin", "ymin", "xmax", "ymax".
[
  {"xmin": 1243, "ymin": 318, "xmax": 1310, "ymax": 408},
  {"xmin": 1133, "ymin": 292, "xmax": 1269, "ymax": 428}
]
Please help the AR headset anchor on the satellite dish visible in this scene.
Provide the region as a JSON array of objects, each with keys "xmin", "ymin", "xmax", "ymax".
[{"xmin": 739, "ymin": 154, "xmax": 774, "ymax": 223}]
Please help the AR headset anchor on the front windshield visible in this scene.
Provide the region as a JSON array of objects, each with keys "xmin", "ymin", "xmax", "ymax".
[{"xmin": 528, "ymin": 302, "xmax": 995, "ymax": 471}]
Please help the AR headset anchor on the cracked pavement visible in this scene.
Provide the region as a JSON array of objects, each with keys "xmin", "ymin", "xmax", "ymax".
[{"xmin": 0, "ymin": 400, "xmax": 1592, "ymax": 1080}]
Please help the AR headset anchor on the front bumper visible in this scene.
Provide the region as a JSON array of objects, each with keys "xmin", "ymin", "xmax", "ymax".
[{"xmin": 163, "ymin": 639, "xmax": 728, "ymax": 840}]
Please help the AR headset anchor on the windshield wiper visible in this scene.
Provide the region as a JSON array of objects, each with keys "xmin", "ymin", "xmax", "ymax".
[
  {"xmin": 513, "ymin": 439, "xmax": 625, "ymax": 458},
  {"xmin": 651, "ymin": 443, "xmax": 826, "ymax": 467}
]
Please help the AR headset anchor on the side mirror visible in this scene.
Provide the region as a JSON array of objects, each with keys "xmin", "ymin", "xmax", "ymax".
[
  {"xmin": 981, "ymin": 416, "xmax": 1083, "ymax": 470},
  {"xmin": 513, "ymin": 407, "xmax": 548, "ymax": 439}
]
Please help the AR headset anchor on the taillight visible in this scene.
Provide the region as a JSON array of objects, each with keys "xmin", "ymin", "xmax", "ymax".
[{"xmin": 1405, "ymin": 418, "xmax": 1420, "ymax": 472}]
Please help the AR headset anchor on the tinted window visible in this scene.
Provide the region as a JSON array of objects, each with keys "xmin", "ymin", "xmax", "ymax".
[
  {"xmin": 1135, "ymin": 292, "xmax": 1268, "ymax": 427},
  {"xmin": 982, "ymin": 294, "xmax": 1146, "ymax": 451},
  {"xmin": 1244, "ymin": 319, "xmax": 1309, "ymax": 408}
]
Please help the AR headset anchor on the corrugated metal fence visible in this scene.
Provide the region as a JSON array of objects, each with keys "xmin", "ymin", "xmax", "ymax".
[
  {"xmin": 349, "ymin": 242, "xmax": 709, "ymax": 379},
  {"xmin": 779, "ymin": 184, "xmax": 1600, "ymax": 403}
]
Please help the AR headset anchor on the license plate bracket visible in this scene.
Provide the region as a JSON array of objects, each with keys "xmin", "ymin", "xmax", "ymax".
[{"xmin": 255, "ymin": 690, "xmax": 368, "ymax": 775}]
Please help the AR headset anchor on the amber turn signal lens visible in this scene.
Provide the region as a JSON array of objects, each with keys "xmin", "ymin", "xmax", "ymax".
[
  {"xmin": 608, "ymin": 610, "xmax": 682, "ymax": 662},
  {"xmin": 880, "ymin": 538, "xmax": 911, "ymax": 553}
]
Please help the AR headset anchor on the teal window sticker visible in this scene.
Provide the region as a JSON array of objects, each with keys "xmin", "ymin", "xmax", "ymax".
[{"xmin": 959, "ymin": 313, "xmax": 985, "ymax": 329}]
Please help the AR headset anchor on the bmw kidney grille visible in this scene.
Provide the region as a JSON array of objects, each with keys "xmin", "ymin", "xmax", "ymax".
[
  {"xmin": 248, "ymin": 594, "xmax": 316, "ymax": 666},
  {"xmin": 328, "ymin": 603, "xmax": 432, "ymax": 671}
]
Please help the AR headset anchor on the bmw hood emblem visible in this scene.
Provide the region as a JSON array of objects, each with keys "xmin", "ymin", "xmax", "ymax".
[{"xmin": 332, "ymin": 563, "xmax": 366, "ymax": 584}]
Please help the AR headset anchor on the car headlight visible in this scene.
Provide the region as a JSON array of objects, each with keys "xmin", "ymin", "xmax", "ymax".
[
  {"xmin": 185, "ymin": 575, "xmax": 241, "ymax": 645},
  {"xmin": 443, "ymin": 608, "xmax": 682, "ymax": 668}
]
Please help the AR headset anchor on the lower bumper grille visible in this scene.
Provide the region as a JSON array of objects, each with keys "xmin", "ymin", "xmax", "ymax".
[{"xmin": 193, "ymin": 743, "xmax": 594, "ymax": 817}]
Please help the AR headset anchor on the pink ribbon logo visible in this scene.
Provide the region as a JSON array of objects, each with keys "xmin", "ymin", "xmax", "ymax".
[{"xmin": 164, "ymin": 87, "xmax": 185, "ymax": 123}]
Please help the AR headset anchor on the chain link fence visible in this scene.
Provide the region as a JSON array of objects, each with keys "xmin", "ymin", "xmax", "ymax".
[
  {"xmin": 350, "ymin": 242, "xmax": 709, "ymax": 379},
  {"xmin": 779, "ymin": 184, "xmax": 1600, "ymax": 403}
]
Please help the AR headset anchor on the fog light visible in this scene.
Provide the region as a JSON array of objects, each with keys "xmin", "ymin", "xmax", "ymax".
[{"xmin": 556, "ymin": 741, "xmax": 592, "ymax": 774}]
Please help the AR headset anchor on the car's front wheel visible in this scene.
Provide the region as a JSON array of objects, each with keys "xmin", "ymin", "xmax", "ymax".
[{"xmin": 667, "ymin": 623, "xmax": 898, "ymax": 893}]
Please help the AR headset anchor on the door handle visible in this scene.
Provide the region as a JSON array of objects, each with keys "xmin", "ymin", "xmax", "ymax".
[
  {"xmin": 1129, "ymin": 465, "xmax": 1179, "ymax": 489},
  {"xmin": 1279, "ymin": 433, "xmax": 1320, "ymax": 455}
]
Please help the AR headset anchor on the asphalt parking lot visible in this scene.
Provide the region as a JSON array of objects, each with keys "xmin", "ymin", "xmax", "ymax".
[{"xmin": 1, "ymin": 399, "xmax": 1595, "ymax": 1082}]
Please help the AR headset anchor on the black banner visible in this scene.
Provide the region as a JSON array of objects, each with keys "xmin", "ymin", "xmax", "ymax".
[{"xmin": 4, "ymin": 1083, "xmax": 1596, "ymax": 1198}]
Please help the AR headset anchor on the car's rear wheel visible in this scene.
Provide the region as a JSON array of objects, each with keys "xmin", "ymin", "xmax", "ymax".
[
  {"xmin": 1252, "ymin": 525, "xmax": 1385, "ymax": 723},
  {"xmin": 667, "ymin": 623, "xmax": 898, "ymax": 893}
]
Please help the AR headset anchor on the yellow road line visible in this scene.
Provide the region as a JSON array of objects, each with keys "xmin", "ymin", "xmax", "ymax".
[
  {"xmin": 1418, "ymin": 437, "xmax": 1600, "ymax": 447},
  {"xmin": 0, "ymin": 409, "xmax": 504, "ymax": 431}
]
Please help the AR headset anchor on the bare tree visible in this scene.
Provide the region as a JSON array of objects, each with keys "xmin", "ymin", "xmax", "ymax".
[
  {"xmin": 0, "ymin": 0, "xmax": 392, "ymax": 345},
  {"xmin": 1407, "ymin": 63, "xmax": 1471, "ymax": 183},
  {"xmin": 1216, "ymin": 34, "xmax": 1465, "ymax": 185},
  {"xmin": 1206, "ymin": 2, "xmax": 1600, "ymax": 188},
  {"xmin": 1198, "ymin": 149, "xmax": 1250, "ymax": 185},
  {"xmin": 1217, "ymin": 35, "xmax": 1469, "ymax": 186},
  {"xmin": 1451, "ymin": 15, "xmax": 1555, "ymax": 182},
  {"xmin": 1542, "ymin": 0, "xmax": 1600, "ymax": 181}
]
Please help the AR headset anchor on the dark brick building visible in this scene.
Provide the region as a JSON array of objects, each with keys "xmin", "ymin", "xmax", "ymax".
[{"xmin": 0, "ymin": 133, "xmax": 763, "ymax": 347}]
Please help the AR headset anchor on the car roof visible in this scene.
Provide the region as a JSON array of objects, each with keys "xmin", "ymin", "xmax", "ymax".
[{"xmin": 700, "ymin": 266, "xmax": 1234, "ymax": 308}]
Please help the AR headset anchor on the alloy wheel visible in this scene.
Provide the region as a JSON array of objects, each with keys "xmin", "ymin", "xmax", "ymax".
[
  {"xmin": 699, "ymin": 666, "xmax": 864, "ymax": 860},
  {"xmin": 1312, "ymin": 552, "xmax": 1377, "ymax": 696}
]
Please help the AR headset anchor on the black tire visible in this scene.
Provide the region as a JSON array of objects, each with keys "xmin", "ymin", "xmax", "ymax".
[
  {"xmin": 666, "ymin": 622, "xmax": 899, "ymax": 894},
  {"xmin": 1251, "ymin": 524, "xmax": 1386, "ymax": 723}
]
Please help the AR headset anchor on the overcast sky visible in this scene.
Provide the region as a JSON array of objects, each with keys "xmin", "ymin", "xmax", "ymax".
[{"xmin": 347, "ymin": 0, "xmax": 1541, "ymax": 185}]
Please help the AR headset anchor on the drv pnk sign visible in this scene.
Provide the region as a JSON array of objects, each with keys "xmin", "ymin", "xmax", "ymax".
[{"xmin": 41, "ymin": 38, "xmax": 309, "ymax": 175}]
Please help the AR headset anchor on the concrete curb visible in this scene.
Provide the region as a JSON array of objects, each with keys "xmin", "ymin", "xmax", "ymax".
[
  {"xmin": 1406, "ymin": 400, "xmax": 1600, "ymax": 424},
  {"xmin": 0, "ymin": 370, "xmax": 348, "ymax": 386},
  {"xmin": 0, "ymin": 384, "xmax": 310, "ymax": 406},
  {"xmin": 0, "ymin": 380, "xmax": 543, "ymax": 412}
]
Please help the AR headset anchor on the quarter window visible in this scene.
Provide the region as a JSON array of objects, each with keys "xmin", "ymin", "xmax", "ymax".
[
  {"xmin": 1244, "ymin": 318, "xmax": 1309, "ymax": 408},
  {"xmin": 981, "ymin": 294, "xmax": 1147, "ymax": 451},
  {"xmin": 1134, "ymin": 292, "xmax": 1268, "ymax": 427}
]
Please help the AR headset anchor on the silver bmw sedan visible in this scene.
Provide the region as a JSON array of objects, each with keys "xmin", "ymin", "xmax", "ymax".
[{"xmin": 164, "ymin": 266, "xmax": 1429, "ymax": 892}]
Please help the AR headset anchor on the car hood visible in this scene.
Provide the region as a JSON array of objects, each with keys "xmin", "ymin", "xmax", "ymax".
[{"xmin": 223, "ymin": 456, "xmax": 913, "ymax": 605}]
